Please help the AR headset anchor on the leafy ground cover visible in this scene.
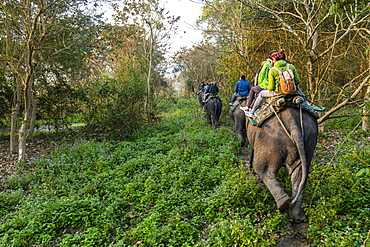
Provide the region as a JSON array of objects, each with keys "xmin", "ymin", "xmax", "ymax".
[
  {"xmin": 305, "ymin": 124, "xmax": 369, "ymax": 246},
  {"xmin": 0, "ymin": 98, "xmax": 369, "ymax": 246}
]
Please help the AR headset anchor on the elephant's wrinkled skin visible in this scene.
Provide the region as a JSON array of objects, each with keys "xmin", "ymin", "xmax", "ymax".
[
  {"xmin": 246, "ymin": 107, "xmax": 318, "ymax": 222},
  {"xmin": 203, "ymin": 97, "xmax": 222, "ymax": 127},
  {"xmin": 229, "ymin": 99, "xmax": 248, "ymax": 146}
]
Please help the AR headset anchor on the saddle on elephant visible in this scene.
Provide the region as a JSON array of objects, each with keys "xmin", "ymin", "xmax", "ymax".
[
  {"xmin": 230, "ymin": 95, "xmax": 248, "ymax": 107},
  {"xmin": 242, "ymin": 94, "xmax": 320, "ymax": 127},
  {"xmin": 203, "ymin": 94, "xmax": 220, "ymax": 103}
]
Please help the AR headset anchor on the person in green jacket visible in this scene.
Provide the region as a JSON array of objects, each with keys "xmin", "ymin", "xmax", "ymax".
[
  {"xmin": 245, "ymin": 51, "xmax": 301, "ymax": 118},
  {"xmin": 267, "ymin": 59, "xmax": 300, "ymax": 93},
  {"xmin": 244, "ymin": 51, "xmax": 278, "ymax": 110}
]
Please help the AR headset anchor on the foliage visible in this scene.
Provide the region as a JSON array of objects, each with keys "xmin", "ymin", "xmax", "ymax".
[
  {"xmin": 0, "ymin": 98, "xmax": 368, "ymax": 246},
  {"xmin": 109, "ymin": 0, "xmax": 179, "ymax": 117},
  {"xmin": 0, "ymin": 0, "xmax": 106, "ymax": 158},
  {"xmin": 0, "ymin": 72, "xmax": 12, "ymax": 129},
  {"xmin": 173, "ymin": 45, "xmax": 227, "ymax": 98},
  {"xmin": 306, "ymin": 121, "xmax": 370, "ymax": 246},
  {"xmin": 195, "ymin": 0, "xmax": 370, "ymax": 124},
  {"xmin": 324, "ymin": 107, "xmax": 365, "ymax": 130},
  {"xmin": 37, "ymin": 81, "xmax": 87, "ymax": 131},
  {"xmin": 83, "ymin": 76, "xmax": 146, "ymax": 140},
  {"xmin": 0, "ymin": 98, "xmax": 285, "ymax": 246}
]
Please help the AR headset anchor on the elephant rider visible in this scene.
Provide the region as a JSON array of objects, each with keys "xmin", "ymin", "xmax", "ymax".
[
  {"xmin": 197, "ymin": 82, "xmax": 206, "ymax": 97},
  {"xmin": 199, "ymin": 82, "xmax": 206, "ymax": 91},
  {"xmin": 242, "ymin": 50, "xmax": 280, "ymax": 111},
  {"xmin": 229, "ymin": 75, "xmax": 251, "ymax": 106},
  {"xmin": 245, "ymin": 51, "xmax": 301, "ymax": 118},
  {"xmin": 203, "ymin": 81, "xmax": 219, "ymax": 102}
]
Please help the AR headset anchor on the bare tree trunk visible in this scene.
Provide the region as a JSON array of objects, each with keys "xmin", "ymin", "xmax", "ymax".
[
  {"xmin": 27, "ymin": 93, "xmax": 37, "ymax": 138},
  {"xmin": 306, "ymin": 57, "xmax": 315, "ymax": 100},
  {"xmin": 145, "ymin": 20, "xmax": 154, "ymax": 120},
  {"xmin": 10, "ymin": 81, "xmax": 22, "ymax": 153},
  {"xmin": 18, "ymin": 84, "xmax": 33, "ymax": 161},
  {"xmin": 10, "ymin": 109, "xmax": 19, "ymax": 153},
  {"xmin": 363, "ymin": 85, "xmax": 370, "ymax": 131},
  {"xmin": 364, "ymin": 54, "xmax": 370, "ymax": 131},
  {"xmin": 318, "ymin": 121, "xmax": 326, "ymax": 134},
  {"xmin": 18, "ymin": 34, "xmax": 35, "ymax": 161}
]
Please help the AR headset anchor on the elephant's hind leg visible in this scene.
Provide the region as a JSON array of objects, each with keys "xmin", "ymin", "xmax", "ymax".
[
  {"xmin": 254, "ymin": 160, "xmax": 291, "ymax": 212},
  {"xmin": 205, "ymin": 114, "xmax": 212, "ymax": 125}
]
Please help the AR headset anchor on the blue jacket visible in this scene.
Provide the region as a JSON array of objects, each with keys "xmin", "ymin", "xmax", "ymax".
[{"xmin": 234, "ymin": 79, "xmax": 251, "ymax": 96}]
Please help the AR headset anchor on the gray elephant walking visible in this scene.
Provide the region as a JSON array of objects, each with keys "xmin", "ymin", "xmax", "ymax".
[
  {"xmin": 246, "ymin": 107, "xmax": 318, "ymax": 222},
  {"xmin": 229, "ymin": 98, "xmax": 248, "ymax": 147},
  {"xmin": 203, "ymin": 96, "xmax": 222, "ymax": 127}
]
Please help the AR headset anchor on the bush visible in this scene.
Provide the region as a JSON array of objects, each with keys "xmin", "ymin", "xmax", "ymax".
[
  {"xmin": 306, "ymin": 126, "xmax": 370, "ymax": 246},
  {"xmin": 83, "ymin": 77, "xmax": 146, "ymax": 140}
]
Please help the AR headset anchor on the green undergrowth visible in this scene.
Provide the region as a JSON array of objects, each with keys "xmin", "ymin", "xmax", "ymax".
[
  {"xmin": 0, "ymin": 98, "xmax": 368, "ymax": 246},
  {"xmin": 306, "ymin": 121, "xmax": 369, "ymax": 246},
  {"xmin": 0, "ymin": 98, "xmax": 286, "ymax": 246}
]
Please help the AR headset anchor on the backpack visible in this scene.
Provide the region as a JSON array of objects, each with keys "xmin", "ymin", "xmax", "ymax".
[{"xmin": 272, "ymin": 64, "xmax": 297, "ymax": 94}]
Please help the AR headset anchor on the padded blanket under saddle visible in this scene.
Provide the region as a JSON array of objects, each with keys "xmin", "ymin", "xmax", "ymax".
[{"xmin": 249, "ymin": 98, "xmax": 320, "ymax": 127}]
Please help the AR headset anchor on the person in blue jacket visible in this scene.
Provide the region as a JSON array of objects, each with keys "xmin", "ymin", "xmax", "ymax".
[{"xmin": 229, "ymin": 75, "xmax": 251, "ymax": 105}]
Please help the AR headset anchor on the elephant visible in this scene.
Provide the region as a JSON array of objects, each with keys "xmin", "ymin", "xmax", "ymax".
[
  {"xmin": 246, "ymin": 106, "xmax": 318, "ymax": 222},
  {"xmin": 203, "ymin": 96, "xmax": 222, "ymax": 127},
  {"xmin": 229, "ymin": 97, "xmax": 248, "ymax": 147}
]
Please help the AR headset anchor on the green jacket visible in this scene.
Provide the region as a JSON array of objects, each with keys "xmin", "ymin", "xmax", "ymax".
[
  {"xmin": 267, "ymin": 60, "xmax": 301, "ymax": 92},
  {"xmin": 257, "ymin": 59, "xmax": 271, "ymax": 89}
]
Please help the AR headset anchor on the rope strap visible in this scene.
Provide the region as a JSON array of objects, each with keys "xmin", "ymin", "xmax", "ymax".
[{"xmin": 270, "ymin": 105, "xmax": 293, "ymax": 141}]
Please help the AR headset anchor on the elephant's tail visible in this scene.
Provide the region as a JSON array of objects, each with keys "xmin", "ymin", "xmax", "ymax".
[{"xmin": 291, "ymin": 120, "xmax": 308, "ymax": 206}]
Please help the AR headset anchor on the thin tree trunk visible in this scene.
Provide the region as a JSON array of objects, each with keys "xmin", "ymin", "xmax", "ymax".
[
  {"xmin": 306, "ymin": 56, "xmax": 315, "ymax": 100},
  {"xmin": 18, "ymin": 85, "xmax": 33, "ymax": 161},
  {"xmin": 145, "ymin": 20, "xmax": 153, "ymax": 120},
  {"xmin": 364, "ymin": 54, "xmax": 370, "ymax": 131},
  {"xmin": 10, "ymin": 81, "xmax": 22, "ymax": 153},
  {"xmin": 10, "ymin": 108, "xmax": 19, "ymax": 153},
  {"xmin": 19, "ymin": 35, "xmax": 35, "ymax": 161},
  {"xmin": 363, "ymin": 85, "xmax": 369, "ymax": 131},
  {"xmin": 27, "ymin": 93, "xmax": 37, "ymax": 138}
]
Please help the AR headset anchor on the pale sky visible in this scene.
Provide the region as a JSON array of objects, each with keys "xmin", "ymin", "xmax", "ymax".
[
  {"xmin": 162, "ymin": 0, "xmax": 204, "ymax": 55},
  {"xmin": 101, "ymin": 0, "xmax": 204, "ymax": 56}
]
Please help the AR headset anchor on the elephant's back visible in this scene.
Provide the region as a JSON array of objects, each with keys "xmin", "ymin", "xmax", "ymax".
[
  {"xmin": 247, "ymin": 107, "xmax": 318, "ymax": 149},
  {"xmin": 205, "ymin": 97, "xmax": 222, "ymax": 112}
]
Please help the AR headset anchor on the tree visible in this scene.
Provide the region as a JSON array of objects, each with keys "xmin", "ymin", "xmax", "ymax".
[
  {"xmin": 198, "ymin": 0, "xmax": 370, "ymax": 127},
  {"xmin": 0, "ymin": 65, "xmax": 12, "ymax": 130},
  {"xmin": 0, "ymin": 0, "xmax": 104, "ymax": 161},
  {"xmin": 173, "ymin": 44, "xmax": 226, "ymax": 97},
  {"xmin": 111, "ymin": 0, "xmax": 179, "ymax": 119}
]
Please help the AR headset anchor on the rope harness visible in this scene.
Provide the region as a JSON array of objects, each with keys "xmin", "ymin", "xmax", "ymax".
[{"xmin": 269, "ymin": 100, "xmax": 305, "ymax": 142}]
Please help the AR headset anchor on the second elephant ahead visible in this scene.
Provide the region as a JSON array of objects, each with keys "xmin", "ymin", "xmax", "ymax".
[
  {"xmin": 203, "ymin": 96, "xmax": 222, "ymax": 127},
  {"xmin": 229, "ymin": 98, "xmax": 248, "ymax": 146}
]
